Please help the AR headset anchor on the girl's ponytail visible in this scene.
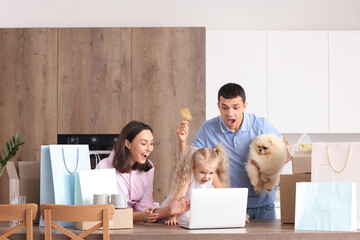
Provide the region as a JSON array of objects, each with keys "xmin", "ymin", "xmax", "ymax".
[
  {"xmin": 167, "ymin": 145, "xmax": 197, "ymax": 202},
  {"xmin": 213, "ymin": 143, "xmax": 230, "ymax": 188}
]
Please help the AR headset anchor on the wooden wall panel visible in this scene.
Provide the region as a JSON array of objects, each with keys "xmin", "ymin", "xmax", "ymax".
[
  {"xmin": 0, "ymin": 28, "xmax": 57, "ymax": 161},
  {"xmin": 132, "ymin": 27, "xmax": 206, "ymax": 202},
  {"xmin": 58, "ymin": 28, "xmax": 132, "ymax": 134}
]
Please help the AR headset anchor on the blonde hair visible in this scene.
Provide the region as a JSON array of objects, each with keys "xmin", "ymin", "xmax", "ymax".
[{"xmin": 167, "ymin": 143, "xmax": 229, "ymax": 202}]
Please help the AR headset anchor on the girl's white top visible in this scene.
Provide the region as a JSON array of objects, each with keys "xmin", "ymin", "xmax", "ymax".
[{"xmin": 161, "ymin": 172, "xmax": 214, "ymax": 224}]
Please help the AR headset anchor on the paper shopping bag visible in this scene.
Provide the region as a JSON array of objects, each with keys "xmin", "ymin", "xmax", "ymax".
[
  {"xmin": 312, "ymin": 142, "xmax": 360, "ymax": 229},
  {"xmin": 40, "ymin": 145, "xmax": 91, "ymax": 226},
  {"xmin": 295, "ymin": 182, "xmax": 357, "ymax": 231},
  {"xmin": 74, "ymin": 168, "xmax": 118, "ymax": 205}
]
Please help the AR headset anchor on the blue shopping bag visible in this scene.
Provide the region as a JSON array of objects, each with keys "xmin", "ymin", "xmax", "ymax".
[
  {"xmin": 40, "ymin": 145, "xmax": 91, "ymax": 226},
  {"xmin": 295, "ymin": 182, "xmax": 357, "ymax": 231}
]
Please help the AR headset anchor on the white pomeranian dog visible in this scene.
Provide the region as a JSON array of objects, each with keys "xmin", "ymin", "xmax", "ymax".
[{"xmin": 246, "ymin": 134, "xmax": 287, "ymax": 193}]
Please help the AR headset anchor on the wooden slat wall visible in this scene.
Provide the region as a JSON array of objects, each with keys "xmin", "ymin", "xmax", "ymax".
[
  {"xmin": 0, "ymin": 29, "xmax": 57, "ymax": 162},
  {"xmin": 0, "ymin": 27, "xmax": 205, "ymax": 202},
  {"xmin": 57, "ymin": 28, "xmax": 132, "ymax": 134},
  {"xmin": 132, "ymin": 28, "xmax": 206, "ymax": 202}
]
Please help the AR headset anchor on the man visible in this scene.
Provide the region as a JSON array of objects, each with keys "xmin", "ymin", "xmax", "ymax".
[{"xmin": 177, "ymin": 82, "xmax": 289, "ymax": 219}]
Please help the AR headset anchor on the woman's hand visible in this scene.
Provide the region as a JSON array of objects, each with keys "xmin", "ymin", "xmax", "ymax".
[
  {"xmin": 165, "ymin": 215, "xmax": 180, "ymax": 225},
  {"xmin": 144, "ymin": 207, "xmax": 159, "ymax": 223},
  {"xmin": 169, "ymin": 196, "xmax": 191, "ymax": 215}
]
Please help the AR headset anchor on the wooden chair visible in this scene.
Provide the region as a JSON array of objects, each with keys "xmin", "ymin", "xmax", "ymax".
[
  {"xmin": 40, "ymin": 204, "xmax": 115, "ymax": 240},
  {"xmin": 0, "ymin": 203, "xmax": 38, "ymax": 240}
]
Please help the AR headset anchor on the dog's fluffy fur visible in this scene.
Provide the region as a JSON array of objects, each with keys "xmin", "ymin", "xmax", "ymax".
[{"xmin": 246, "ymin": 134, "xmax": 287, "ymax": 193}]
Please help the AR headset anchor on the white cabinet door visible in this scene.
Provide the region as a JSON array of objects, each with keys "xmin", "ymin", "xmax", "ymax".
[
  {"xmin": 206, "ymin": 31, "xmax": 267, "ymax": 120},
  {"xmin": 267, "ymin": 31, "xmax": 329, "ymax": 133},
  {"xmin": 329, "ymin": 31, "xmax": 360, "ymax": 133}
]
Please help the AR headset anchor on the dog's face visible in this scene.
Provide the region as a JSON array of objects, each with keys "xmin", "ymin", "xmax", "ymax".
[
  {"xmin": 252, "ymin": 136, "xmax": 274, "ymax": 156},
  {"xmin": 256, "ymin": 144, "xmax": 270, "ymax": 155}
]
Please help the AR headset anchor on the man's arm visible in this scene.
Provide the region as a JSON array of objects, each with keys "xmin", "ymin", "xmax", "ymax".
[
  {"xmin": 176, "ymin": 120, "xmax": 189, "ymax": 160},
  {"xmin": 282, "ymin": 137, "xmax": 292, "ymax": 163}
]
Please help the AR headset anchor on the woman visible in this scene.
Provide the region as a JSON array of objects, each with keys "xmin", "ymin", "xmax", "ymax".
[{"xmin": 97, "ymin": 120, "xmax": 189, "ymax": 222}]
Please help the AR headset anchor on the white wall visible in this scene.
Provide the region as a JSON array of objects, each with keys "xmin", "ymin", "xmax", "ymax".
[{"xmin": 1, "ymin": 0, "xmax": 360, "ymax": 30}]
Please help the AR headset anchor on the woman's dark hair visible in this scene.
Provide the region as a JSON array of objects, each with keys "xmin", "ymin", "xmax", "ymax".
[
  {"xmin": 112, "ymin": 120, "xmax": 153, "ymax": 173},
  {"xmin": 217, "ymin": 83, "xmax": 246, "ymax": 103}
]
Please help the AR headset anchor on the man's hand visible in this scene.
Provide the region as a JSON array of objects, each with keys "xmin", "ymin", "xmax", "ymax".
[
  {"xmin": 176, "ymin": 120, "xmax": 189, "ymax": 144},
  {"xmin": 177, "ymin": 120, "xmax": 190, "ymax": 160},
  {"xmin": 282, "ymin": 137, "xmax": 292, "ymax": 163}
]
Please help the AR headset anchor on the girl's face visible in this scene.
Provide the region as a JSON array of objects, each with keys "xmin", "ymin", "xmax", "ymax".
[
  {"xmin": 125, "ymin": 129, "xmax": 154, "ymax": 167},
  {"xmin": 193, "ymin": 160, "xmax": 217, "ymax": 184}
]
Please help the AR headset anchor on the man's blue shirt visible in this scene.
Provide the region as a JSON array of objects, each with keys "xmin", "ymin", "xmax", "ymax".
[{"xmin": 192, "ymin": 112, "xmax": 282, "ymax": 208}]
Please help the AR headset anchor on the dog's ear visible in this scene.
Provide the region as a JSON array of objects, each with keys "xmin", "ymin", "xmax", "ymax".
[{"xmin": 269, "ymin": 138, "xmax": 274, "ymax": 145}]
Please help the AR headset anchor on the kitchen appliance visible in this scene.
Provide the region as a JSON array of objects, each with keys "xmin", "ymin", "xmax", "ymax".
[{"xmin": 57, "ymin": 134, "xmax": 118, "ymax": 169}]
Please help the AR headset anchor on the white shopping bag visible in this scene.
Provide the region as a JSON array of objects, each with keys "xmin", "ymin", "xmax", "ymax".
[
  {"xmin": 75, "ymin": 168, "xmax": 118, "ymax": 205},
  {"xmin": 40, "ymin": 145, "xmax": 91, "ymax": 226},
  {"xmin": 295, "ymin": 182, "xmax": 357, "ymax": 231},
  {"xmin": 312, "ymin": 142, "xmax": 360, "ymax": 229}
]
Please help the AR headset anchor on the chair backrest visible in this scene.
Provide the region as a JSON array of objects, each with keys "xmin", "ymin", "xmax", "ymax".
[
  {"xmin": 40, "ymin": 204, "xmax": 115, "ymax": 240},
  {"xmin": 0, "ymin": 203, "xmax": 38, "ymax": 240}
]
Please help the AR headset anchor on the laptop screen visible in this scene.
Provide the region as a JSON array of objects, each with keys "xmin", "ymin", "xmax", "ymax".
[{"xmin": 184, "ymin": 188, "xmax": 248, "ymax": 229}]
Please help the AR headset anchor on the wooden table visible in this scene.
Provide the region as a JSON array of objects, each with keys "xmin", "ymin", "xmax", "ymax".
[{"xmin": 1, "ymin": 220, "xmax": 360, "ymax": 239}]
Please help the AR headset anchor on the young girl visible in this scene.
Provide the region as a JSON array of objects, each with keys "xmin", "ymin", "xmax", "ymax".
[{"xmin": 162, "ymin": 143, "xmax": 229, "ymax": 225}]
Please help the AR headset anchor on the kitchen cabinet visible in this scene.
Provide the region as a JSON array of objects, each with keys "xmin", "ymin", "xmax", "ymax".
[
  {"xmin": 0, "ymin": 29, "xmax": 57, "ymax": 162},
  {"xmin": 0, "ymin": 27, "xmax": 205, "ymax": 202},
  {"xmin": 207, "ymin": 30, "xmax": 330, "ymax": 133},
  {"xmin": 206, "ymin": 31, "xmax": 267, "ymax": 119},
  {"xmin": 329, "ymin": 31, "xmax": 360, "ymax": 133},
  {"xmin": 267, "ymin": 31, "xmax": 329, "ymax": 133},
  {"xmin": 132, "ymin": 28, "xmax": 205, "ymax": 201},
  {"xmin": 57, "ymin": 28, "xmax": 132, "ymax": 134},
  {"xmin": 207, "ymin": 30, "xmax": 360, "ymax": 133}
]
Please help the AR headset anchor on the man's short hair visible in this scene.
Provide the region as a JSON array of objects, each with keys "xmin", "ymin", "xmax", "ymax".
[{"xmin": 218, "ymin": 83, "xmax": 246, "ymax": 103}]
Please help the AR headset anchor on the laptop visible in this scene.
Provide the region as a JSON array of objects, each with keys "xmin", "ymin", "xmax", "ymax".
[{"xmin": 180, "ymin": 188, "xmax": 248, "ymax": 229}]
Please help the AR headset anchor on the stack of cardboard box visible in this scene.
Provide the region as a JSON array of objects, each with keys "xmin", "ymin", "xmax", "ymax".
[
  {"xmin": 74, "ymin": 208, "xmax": 133, "ymax": 230},
  {"xmin": 0, "ymin": 161, "xmax": 40, "ymax": 222},
  {"xmin": 0, "ymin": 161, "xmax": 19, "ymax": 204},
  {"xmin": 280, "ymin": 150, "xmax": 312, "ymax": 224}
]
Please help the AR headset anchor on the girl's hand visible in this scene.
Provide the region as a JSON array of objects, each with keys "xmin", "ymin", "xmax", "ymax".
[
  {"xmin": 176, "ymin": 120, "xmax": 189, "ymax": 144},
  {"xmin": 165, "ymin": 215, "xmax": 179, "ymax": 225},
  {"xmin": 144, "ymin": 207, "xmax": 159, "ymax": 223},
  {"xmin": 169, "ymin": 196, "xmax": 191, "ymax": 215}
]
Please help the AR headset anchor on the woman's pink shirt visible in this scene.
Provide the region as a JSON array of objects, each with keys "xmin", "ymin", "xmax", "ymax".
[{"xmin": 96, "ymin": 151, "xmax": 155, "ymax": 212}]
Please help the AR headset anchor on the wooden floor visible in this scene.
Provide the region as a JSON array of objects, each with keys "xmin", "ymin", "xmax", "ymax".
[{"xmin": 1, "ymin": 220, "xmax": 360, "ymax": 240}]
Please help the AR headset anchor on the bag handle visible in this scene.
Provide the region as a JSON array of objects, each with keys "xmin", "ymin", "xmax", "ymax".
[
  {"xmin": 89, "ymin": 152, "xmax": 101, "ymax": 166},
  {"xmin": 326, "ymin": 145, "xmax": 352, "ymax": 173},
  {"xmin": 62, "ymin": 147, "xmax": 79, "ymax": 174}
]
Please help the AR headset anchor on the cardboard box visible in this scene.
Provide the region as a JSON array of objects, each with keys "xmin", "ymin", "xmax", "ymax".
[
  {"xmin": 74, "ymin": 208, "xmax": 133, "ymax": 230},
  {"xmin": 280, "ymin": 174, "xmax": 311, "ymax": 224},
  {"xmin": 292, "ymin": 151, "xmax": 311, "ymax": 174},
  {"xmin": 18, "ymin": 161, "xmax": 41, "ymax": 222},
  {"xmin": 0, "ymin": 161, "xmax": 20, "ymax": 204},
  {"xmin": 19, "ymin": 161, "xmax": 40, "ymax": 179}
]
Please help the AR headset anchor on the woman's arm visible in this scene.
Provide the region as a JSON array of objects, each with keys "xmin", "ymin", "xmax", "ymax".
[
  {"xmin": 133, "ymin": 211, "xmax": 145, "ymax": 222},
  {"xmin": 155, "ymin": 174, "xmax": 191, "ymax": 220},
  {"xmin": 154, "ymin": 197, "xmax": 190, "ymax": 219},
  {"xmin": 133, "ymin": 208, "xmax": 159, "ymax": 222},
  {"xmin": 136, "ymin": 167, "xmax": 156, "ymax": 212}
]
